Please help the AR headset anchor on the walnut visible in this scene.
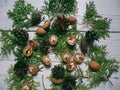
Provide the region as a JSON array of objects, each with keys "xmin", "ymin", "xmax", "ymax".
[
  {"xmin": 42, "ymin": 55, "xmax": 52, "ymax": 67},
  {"xmin": 67, "ymin": 35, "xmax": 76, "ymax": 46},
  {"xmin": 28, "ymin": 64, "xmax": 39, "ymax": 76},
  {"xmin": 67, "ymin": 61, "xmax": 76, "ymax": 71},
  {"xmin": 49, "ymin": 35, "xmax": 58, "ymax": 45},
  {"xmin": 89, "ymin": 61, "xmax": 100, "ymax": 70},
  {"xmin": 21, "ymin": 83, "xmax": 30, "ymax": 90},
  {"xmin": 62, "ymin": 51, "xmax": 71, "ymax": 62},
  {"xmin": 52, "ymin": 77, "xmax": 63, "ymax": 84},
  {"xmin": 29, "ymin": 39, "xmax": 38, "ymax": 50},
  {"xmin": 23, "ymin": 46, "xmax": 33, "ymax": 57},
  {"xmin": 36, "ymin": 27, "xmax": 46, "ymax": 35},
  {"xmin": 42, "ymin": 20, "xmax": 51, "ymax": 29},
  {"xmin": 74, "ymin": 52, "xmax": 84, "ymax": 63}
]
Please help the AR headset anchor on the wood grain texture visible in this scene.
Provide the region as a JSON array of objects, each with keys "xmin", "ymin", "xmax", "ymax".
[{"xmin": 0, "ymin": 0, "xmax": 120, "ymax": 90}]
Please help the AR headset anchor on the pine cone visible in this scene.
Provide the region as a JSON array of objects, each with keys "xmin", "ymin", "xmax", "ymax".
[
  {"xmin": 62, "ymin": 75, "xmax": 77, "ymax": 90},
  {"xmin": 85, "ymin": 31, "xmax": 98, "ymax": 44},
  {"xmin": 11, "ymin": 29, "xmax": 29, "ymax": 46},
  {"xmin": 54, "ymin": 16, "xmax": 69, "ymax": 31},
  {"xmin": 31, "ymin": 12, "xmax": 41, "ymax": 26},
  {"xmin": 80, "ymin": 39, "xmax": 88, "ymax": 55},
  {"xmin": 39, "ymin": 40, "xmax": 50, "ymax": 54},
  {"xmin": 51, "ymin": 65, "xmax": 65, "ymax": 79},
  {"xmin": 14, "ymin": 61, "xmax": 28, "ymax": 77}
]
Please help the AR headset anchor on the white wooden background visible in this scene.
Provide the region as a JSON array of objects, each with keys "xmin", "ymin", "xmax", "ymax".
[{"xmin": 0, "ymin": 0, "xmax": 120, "ymax": 90}]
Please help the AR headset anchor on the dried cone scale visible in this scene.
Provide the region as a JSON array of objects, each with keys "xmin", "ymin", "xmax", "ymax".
[
  {"xmin": 67, "ymin": 35, "xmax": 77, "ymax": 46},
  {"xmin": 49, "ymin": 35, "xmax": 58, "ymax": 45},
  {"xmin": 21, "ymin": 83, "xmax": 30, "ymax": 90},
  {"xmin": 29, "ymin": 39, "xmax": 38, "ymax": 50},
  {"xmin": 62, "ymin": 51, "xmax": 71, "ymax": 62},
  {"xmin": 89, "ymin": 61, "xmax": 100, "ymax": 71},
  {"xmin": 23, "ymin": 46, "xmax": 33, "ymax": 57},
  {"xmin": 28, "ymin": 64, "xmax": 39, "ymax": 76},
  {"xmin": 36, "ymin": 26, "xmax": 46, "ymax": 35},
  {"xmin": 74, "ymin": 52, "xmax": 85, "ymax": 63},
  {"xmin": 67, "ymin": 61, "xmax": 76, "ymax": 71},
  {"xmin": 42, "ymin": 55, "xmax": 52, "ymax": 67},
  {"xmin": 67, "ymin": 16, "xmax": 77, "ymax": 25}
]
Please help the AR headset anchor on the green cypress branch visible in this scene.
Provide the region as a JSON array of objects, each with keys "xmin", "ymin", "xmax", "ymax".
[
  {"xmin": 7, "ymin": 0, "xmax": 41, "ymax": 29},
  {"xmin": 42, "ymin": 0, "xmax": 77, "ymax": 17}
]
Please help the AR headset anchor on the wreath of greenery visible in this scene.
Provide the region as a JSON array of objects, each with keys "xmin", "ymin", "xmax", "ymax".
[{"xmin": 0, "ymin": 0, "xmax": 119, "ymax": 90}]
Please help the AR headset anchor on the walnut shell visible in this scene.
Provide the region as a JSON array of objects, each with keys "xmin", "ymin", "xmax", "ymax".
[
  {"xmin": 36, "ymin": 27, "xmax": 46, "ymax": 35},
  {"xmin": 62, "ymin": 51, "xmax": 71, "ymax": 62},
  {"xmin": 89, "ymin": 61, "xmax": 100, "ymax": 70},
  {"xmin": 29, "ymin": 39, "xmax": 38, "ymax": 50},
  {"xmin": 67, "ymin": 61, "xmax": 76, "ymax": 71},
  {"xmin": 42, "ymin": 20, "xmax": 51, "ymax": 29},
  {"xmin": 49, "ymin": 35, "xmax": 58, "ymax": 45},
  {"xmin": 21, "ymin": 83, "xmax": 30, "ymax": 90},
  {"xmin": 52, "ymin": 77, "xmax": 63, "ymax": 84},
  {"xmin": 67, "ymin": 35, "xmax": 76, "ymax": 46},
  {"xmin": 74, "ymin": 52, "xmax": 84, "ymax": 63},
  {"xmin": 28, "ymin": 64, "xmax": 39, "ymax": 76},
  {"xmin": 42, "ymin": 55, "xmax": 52, "ymax": 67},
  {"xmin": 67, "ymin": 16, "xmax": 77, "ymax": 25},
  {"xmin": 23, "ymin": 46, "xmax": 33, "ymax": 57}
]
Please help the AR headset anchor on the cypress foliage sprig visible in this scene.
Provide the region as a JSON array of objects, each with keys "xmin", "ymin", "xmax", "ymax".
[
  {"xmin": 7, "ymin": 0, "xmax": 41, "ymax": 29},
  {"xmin": 84, "ymin": 1, "xmax": 111, "ymax": 43},
  {"xmin": 0, "ymin": 31, "xmax": 16, "ymax": 55},
  {"xmin": 42, "ymin": 0, "xmax": 77, "ymax": 17}
]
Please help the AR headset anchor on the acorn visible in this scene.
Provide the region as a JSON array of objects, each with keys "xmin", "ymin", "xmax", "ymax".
[
  {"xmin": 74, "ymin": 52, "xmax": 84, "ymax": 63},
  {"xmin": 67, "ymin": 16, "xmax": 77, "ymax": 25},
  {"xmin": 49, "ymin": 35, "xmax": 58, "ymax": 45},
  {"xmin": 67, "ymin": 61, "xmax": 76, "ymax": 71},
  {"xmin": 62, "ymin": 51, "xmax": 71, "ymax": 62},
  {"xmin": 21, "ymin": 83, "xmax": 30, "ymax": 90},
  {"xmin": 52, "ymin": 78, "xmax": 63, "ymax": 84},
  {"xmin": 23, "ymin": 45, "xmax": 33, "ymax": 57},
  {"xmin": 42, "ymin": 20, "xmax": 51, "ymax": 29},
  {"xmin": 29, "ymin": 39, "xmax": 38, "ymax": 50},
  {"xmin": 36, "ymin": 27, "xmax": 46, "ymax": 35},
  {"xmin": 67, "ymin": 35, "xmax": 76, "ymax": 46},
  {"xmin": 89, "ymin": 61, "xmax": 100, "ymax": 71},
  {"xmin": 42, "ymin": 55, "xmax": 52, "ymax": 67},
  {"xmin": 28, "ymin": 64, "xmax": 39, "ymax": 76}
]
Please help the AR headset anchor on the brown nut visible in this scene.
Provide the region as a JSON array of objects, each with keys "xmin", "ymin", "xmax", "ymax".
[
  {"xmin": 49, "ymin": 35, "xmax": 58, "ymax": 45},
  {"xmin": 23, "ymin": 46, "xmax": 33, "ymax": 57},
  {"xmin": 42, "ymin": 20, "xmax": 51, "ymax": 29},
  {"xmin": 22, "ymin": 83, "xmax": 30, "ymax": 90},
  {"xmin": 62, "ymin": 51, "xmax": 71, "ymax": 62},
  {"xmin": 67, "ymin": 16, "xmax": 77, "ymax": 25},
  {"xmin": 36, "ymin": 27, "xmax": 46, "ymax": 35},
  {"xmin": 28, "ymin": 64, "xmax": 39, "ymax": 76},
  {"xmin": 52, "ymin": 77, "xmax": 63, "ymax": 84},
  {"xmin": 74, "ymin": 52, "xmax": 84, "ymax": 63},
  {"xmin": 29, "ymin": 39, "xmax": 38, "ymax": 50},
  {"xmin": 67, "ymin": 35, "xmax": 76, "ymax": 46},
  {"xmin": 42, "ymin": 55, "xmax": 52, "ymax": 67},
  {"xmin": 67, "ymin": 61, "xmax": 76, "ymax": 71},
  {"xmin": 89, "ymin": 61, "xmax": 100, "ymax": 71}
]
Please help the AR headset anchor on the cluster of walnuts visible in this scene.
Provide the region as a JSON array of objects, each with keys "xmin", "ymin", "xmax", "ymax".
[{"xmin": 20, "ymin": 14, "xmax": 101, "ymax": 90}]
